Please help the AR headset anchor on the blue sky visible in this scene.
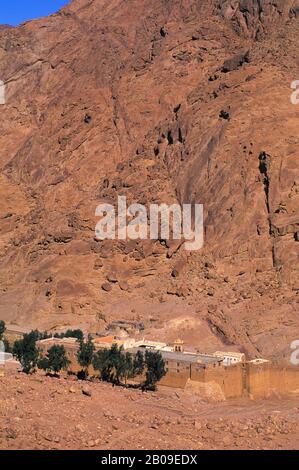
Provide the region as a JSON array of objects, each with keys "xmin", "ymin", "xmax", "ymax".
[{"xmin": 0, "ymin": 1, "xmax": 70, "ymax": 26}]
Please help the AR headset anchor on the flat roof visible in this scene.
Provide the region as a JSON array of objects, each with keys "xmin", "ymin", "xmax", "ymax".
[
  {"xmin": 135, "ymin": 340, "xmax": 167, "ymax": 346},
  {"xmin": 162, "ymin": 351, "xmax": 220, "ymax": 364},
  {"xmin": 214, "ymin": 351, "xmax": 245, "ymax": 357},
  {"xmin": 38, "ymin": 337, "xmax": 78, "ymax": 344},
  {"xmin": 6, "ymin": 325, "xmax": 31, "ymax": 334},
  {"xmin": 128, "ymin": 348, "xmax": 220, "ymax": 365}
]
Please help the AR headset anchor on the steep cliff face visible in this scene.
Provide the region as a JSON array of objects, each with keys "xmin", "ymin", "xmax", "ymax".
[
  {"xmin": 0, "ymin": 0, "xmax": 298, "ymax": 360},
  {"xmin": 216, "ymin": 0, "xmax": 299, "ymax": 37}
]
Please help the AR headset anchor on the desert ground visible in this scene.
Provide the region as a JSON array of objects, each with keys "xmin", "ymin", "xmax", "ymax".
[
  {"xmin": 1, "ymin": 370, "xmax": 299, "ymax": 450},
  {"xmin": 0, "ymin": 0, "xmax": 299, "ymax": 453},
  {"xmin": 0, "ymin": 0, "xmax": 298, "ymax": 363}
]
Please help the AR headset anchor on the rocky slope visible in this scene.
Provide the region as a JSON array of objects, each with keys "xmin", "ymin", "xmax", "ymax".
[
  {"xmin": 1, "ymin": 371, "xmax": 299, "ymax": 450},
  {"xmin": 0, "ymin": 0, "xmax": 298, "ymax": 361}
]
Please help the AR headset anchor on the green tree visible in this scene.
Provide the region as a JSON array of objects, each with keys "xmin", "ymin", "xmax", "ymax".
[
  {"xmin": 64, "ymin": 329, "xmax": 84, "ymax": 341},
  {"xmin": 39, "ymin": 331, "xmax": 52, "ymax": 340},
  {"xmin": 12, "ymin": 331, "xmax": 39, "ymax": 374},
  {"xmin": 131, "ymin": 350, "xmax": 144, "ymax": 378},
  {"xmin": 77, "ymin": 335, "xmax": 95, "ymax": 378},
  {"xmin": 144, "ymin": 350, "xmax": 166, "ymax": 391},
  {"xmin": 113, "ymin": 348, "xmax": 133, "ymax": 385},
  {"xmin": 92, "ymin": 347, "xmax": 114, "ymax": 382},
  {"xmin": 0, "ymin": 320, "xmax": 5, "ymax": 340},
  {"xmin": 38, "ymin": 345, "xmax": 70, "ymax": 376},
  {"xmin": 92, "ymin": 343, "xmax": 124, "ymax": 383},
  {"xmin": 54, "ymin": 329, "xmax": 83, "ymax": 341},
  {"xmin": 123, "ymin": 352, "xmax": 135, "ymax": 384},
  {"xmin": 93, "ymin": 345, "xmax": 144, "ymax": 386},
  {"xmin": 27, "ymin": 330, "xmax": 46, "ymax": 341},
  {"xmin": 108, "ymin": 343, "xmax": 122, "ymax": 383}
]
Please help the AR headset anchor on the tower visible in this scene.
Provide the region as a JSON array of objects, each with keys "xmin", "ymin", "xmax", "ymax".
[{"xmin": 173, "ymin": 339, "xmax": 184, "ymax": 353}]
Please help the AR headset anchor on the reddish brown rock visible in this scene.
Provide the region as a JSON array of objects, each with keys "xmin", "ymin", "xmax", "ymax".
[
  {"xmin": 101, "ymin": 283, "xmax": 112, "ymax": 293},
  {"xmin": 119, "ymin": 281, "xmax": 129, "ymax": 292},
  {"xmin": 106, "ymin": 273, "xmax": 118, "ymax": 283},
  {"xmin": 0, "ymin": 0, "xmax": 298, "ymax": 362}
]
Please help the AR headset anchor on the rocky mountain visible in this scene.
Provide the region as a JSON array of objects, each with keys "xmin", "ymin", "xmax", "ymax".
[
  {"xmin": 0, "ymin": 25, "xmax": 12, "ymax": 32},
  {"xmin": 0, "ymin": 0, "xmax": 298, "ymax": 361}
]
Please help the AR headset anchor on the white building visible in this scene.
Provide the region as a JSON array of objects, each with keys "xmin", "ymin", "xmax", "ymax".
[
  {"xmin": 213, "ymin": 351, "xmax": 245, "ymax": 366},
  {"xmin": 134, "ymin": 339, "xmax": 172, "ymax": 352}
]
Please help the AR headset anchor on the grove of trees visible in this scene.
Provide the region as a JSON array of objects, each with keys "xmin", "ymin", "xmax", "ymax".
[
  {"xmin": 5, "ymin": 321, "xmax": 166, "ymax": 390},
  {"xmin": 92, "ymin": 344, "xmax": 166, "ymax": 390},
  {"xmin": 38, "ymin": 344, "xmax": 70, "ymax": 376},
  {"xmin": 54, "ymin": 329, "xmax": 84, "ymax": 341}
]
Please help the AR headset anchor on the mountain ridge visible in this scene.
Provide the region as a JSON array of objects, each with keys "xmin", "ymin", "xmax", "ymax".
[{"xmin": 0, "ymin": 0, "xmax": 298, "ymax": 361}]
